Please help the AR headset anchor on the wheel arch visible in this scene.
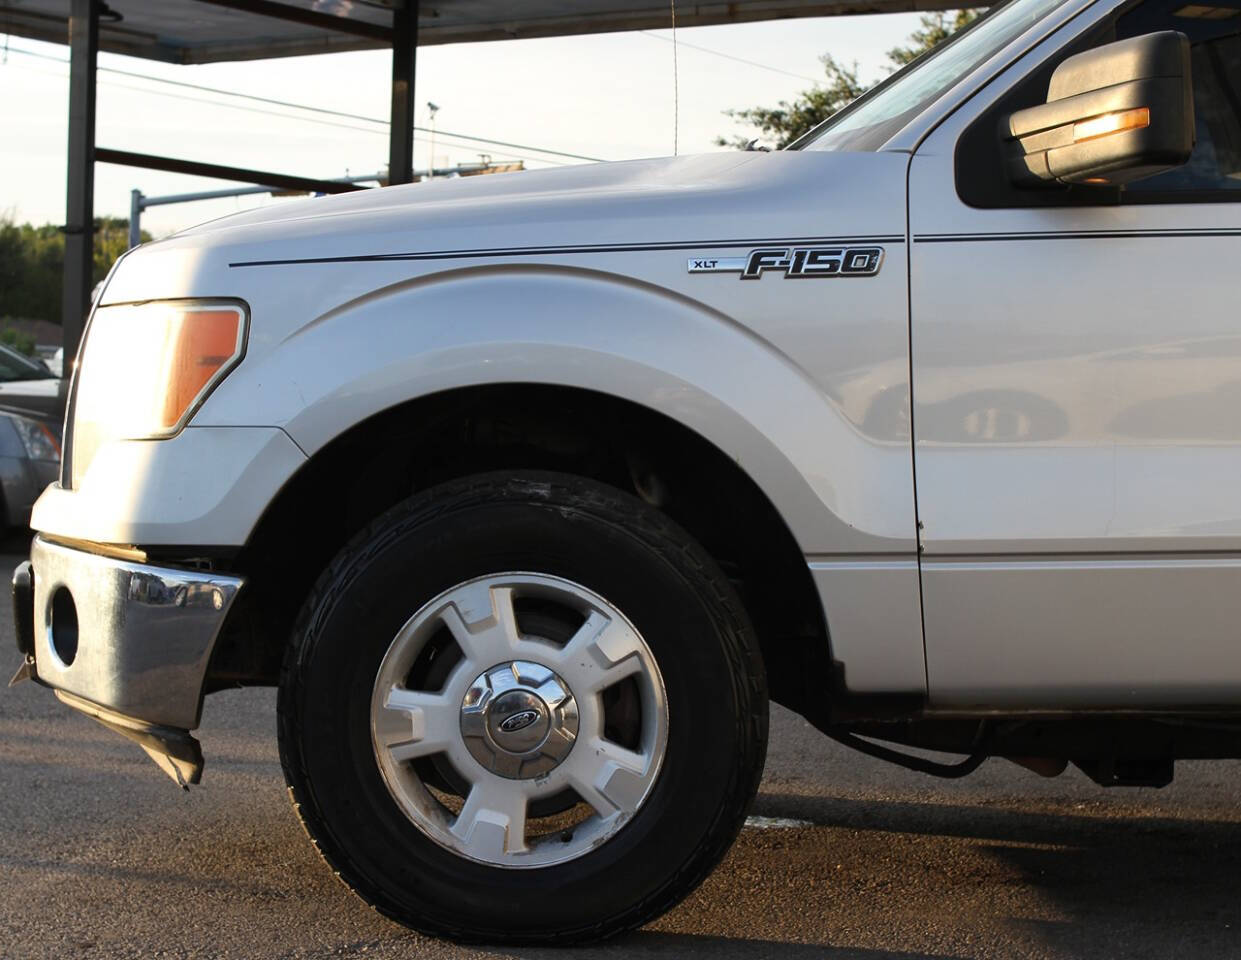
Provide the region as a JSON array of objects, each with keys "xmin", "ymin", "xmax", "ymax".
[{"xmin": 211, "ymin": 382, "xmax": 833, "ymax": 719}]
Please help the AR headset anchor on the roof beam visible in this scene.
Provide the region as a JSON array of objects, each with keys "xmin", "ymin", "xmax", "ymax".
[
  {"xmin": 95, "ymin": 149, "xmax": 368, "ymax": 195},
  {"xmin": 191, "ymin": 0, "xmax": 393, "ymax": 43},
  {"xmin": 0, "ymin": 0, "xmax": 976, "ymax": 64}
]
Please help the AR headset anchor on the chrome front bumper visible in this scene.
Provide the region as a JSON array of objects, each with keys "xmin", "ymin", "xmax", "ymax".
[{"xmin": 21, "ymin": 536, "xmax": 244, "ymax": 732}]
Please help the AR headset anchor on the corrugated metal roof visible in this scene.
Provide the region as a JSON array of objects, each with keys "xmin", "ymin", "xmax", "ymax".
[{"xmin": 1, "ymin": 0, "xmax": 953, "ymax": 63}]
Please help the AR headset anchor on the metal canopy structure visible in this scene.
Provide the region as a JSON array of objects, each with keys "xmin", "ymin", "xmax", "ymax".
[
  {"xmin": 5, "ymin": 0, "xmax": 959, "ymax": 358},
  {"xmin": 4, "ymin": 0, "xmax": 958, "ymax": 63}
]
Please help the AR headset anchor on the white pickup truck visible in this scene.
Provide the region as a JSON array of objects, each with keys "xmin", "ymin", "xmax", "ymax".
[{"xmin": 13, "ymin": 0, "xmax": 1241, "ymax": 943}]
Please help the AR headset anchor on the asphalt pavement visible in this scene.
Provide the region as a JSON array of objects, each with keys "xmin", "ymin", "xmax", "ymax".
[{"xmin": 3, "ymin": 538, "xmax": 1241, "ymax": 959}]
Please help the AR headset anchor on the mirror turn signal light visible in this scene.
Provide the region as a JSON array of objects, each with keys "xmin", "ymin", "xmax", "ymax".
[{"xmin": 1073, "ymin": 107, "xmax": 1151, "ymax": 144}]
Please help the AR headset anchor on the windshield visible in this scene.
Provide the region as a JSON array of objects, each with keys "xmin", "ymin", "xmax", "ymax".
[
  {"xmin": 0, "ymin": 344, "xmax": 53, "ymax": 382},
  {"xmin": 792, "ymin": 0, "xmax": 1077, "ymax": 152}
]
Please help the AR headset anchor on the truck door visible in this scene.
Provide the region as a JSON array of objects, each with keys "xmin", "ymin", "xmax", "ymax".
[{"xmin": 910, "ymin": 0, "xmax": 1241, "ymax": 707}]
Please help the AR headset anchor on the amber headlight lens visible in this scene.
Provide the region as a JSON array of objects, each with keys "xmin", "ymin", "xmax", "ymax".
[{"xmin": 73, "ymin": 300, "xmax": 248, "ymax": 440}]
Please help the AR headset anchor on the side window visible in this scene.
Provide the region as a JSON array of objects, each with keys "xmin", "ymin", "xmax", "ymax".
[
  {"xmin": 956, "ymin": 0, "xmax": 1241, "ymax": 206},
  {"xmin": 1119, "ymin": 6, "xmax": 1241, "ymax": 195}
]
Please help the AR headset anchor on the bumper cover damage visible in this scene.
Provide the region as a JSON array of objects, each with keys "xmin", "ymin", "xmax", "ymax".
[{"xmin": 13, "ymin": 536, "xmax": 244, "ymax": 786}]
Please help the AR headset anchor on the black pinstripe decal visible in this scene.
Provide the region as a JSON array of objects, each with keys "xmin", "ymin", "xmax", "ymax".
[
  {"xmin": 915, "ymin": 228, "xmax": 1241, "ymax": 243},
  {"xmin": 228, "ymin": 235, "xmax": 906, "ymax": 268}
]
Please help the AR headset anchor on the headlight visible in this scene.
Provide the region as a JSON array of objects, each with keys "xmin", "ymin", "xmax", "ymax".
[
  {"xmin": 11, "ymin": 415, "xmax": 60, "ymax": 463},
  {"xmin": 73, "ymin": 299, "xmax": 248, "ymax": 440}
]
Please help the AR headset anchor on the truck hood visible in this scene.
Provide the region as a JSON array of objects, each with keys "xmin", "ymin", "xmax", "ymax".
[
  {"xmin": 149, "ymin": 151, "xmax": 902, "ymax": 262},
  {"xmin": 101, "ymin": 150, "xmax": 910, "ymax": 305},
  {"xmin": 177, "ymin": 152, "xmax": 765, "ymax": 241}
]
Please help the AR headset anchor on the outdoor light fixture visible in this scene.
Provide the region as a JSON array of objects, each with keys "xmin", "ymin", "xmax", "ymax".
[{"xmin": 427, "ymin": 102, "xmax": 441, "ymax": 179}]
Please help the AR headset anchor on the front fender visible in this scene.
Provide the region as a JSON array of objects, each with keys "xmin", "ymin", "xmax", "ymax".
[{"xmin": 196, "ymin": 264, "xmax": 913, "ymax": 556}]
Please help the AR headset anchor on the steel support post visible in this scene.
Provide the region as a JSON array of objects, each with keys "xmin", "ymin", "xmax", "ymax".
[
  {"xmin": 62, "ymin": 0, "xmax": 99, "ymax": 361},
  {"xmin": 128, "ymin": 189, "xmax": 143, "ymax": 249},
  {"xmin": 388, "ymin": 2, "xmax": 418, "ymax": 185}
]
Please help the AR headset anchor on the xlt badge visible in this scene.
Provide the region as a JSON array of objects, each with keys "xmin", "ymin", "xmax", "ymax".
[{"xmin": 688, "ymin": 246, "xmax": 883, "ymax": 279}]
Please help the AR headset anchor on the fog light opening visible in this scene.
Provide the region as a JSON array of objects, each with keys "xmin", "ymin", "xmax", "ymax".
[{"xmin": 49, "ymin": 587, "xmax": 79, "ymax": 666}]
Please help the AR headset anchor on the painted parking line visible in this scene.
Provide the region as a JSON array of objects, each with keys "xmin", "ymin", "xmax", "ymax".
[{"xmin": 744, "ymin": 815, "xmax": 815, "ymax": 830}]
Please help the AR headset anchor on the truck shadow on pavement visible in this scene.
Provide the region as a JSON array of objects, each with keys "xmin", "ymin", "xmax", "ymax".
[
  {"xmin": 7, "ymin": 757, "xmax": 1241, "ymax": 958},
  {"xmin": 750, "ymin": 788, "xmax": 1241, "ymax": 848},
  {"xmin": 698, "ymin": 790, "xmax": 1241, "ymax": 958},
  {"xmin": 512, "ymin": 935, "xmax": 968, "ymax": 959},
  {"xmin": 6, "ymin": 676, "xmax": 1241, "ymax": 958}
]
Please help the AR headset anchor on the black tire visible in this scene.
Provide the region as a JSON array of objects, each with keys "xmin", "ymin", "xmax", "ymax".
[{"xmin": 277, "ymin": 471, "xmax": 768, "ymax": 944}]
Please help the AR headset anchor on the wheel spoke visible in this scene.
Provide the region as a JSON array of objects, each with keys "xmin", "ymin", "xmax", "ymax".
[
  {"xmin": 450, "ymin": 779, "xmax": 528, "ymax": 858},
  {"xmin": 566, "ymin": 737, "xmax": 650, "ymax": 818},
  {"xmin": 542, "ymin": 725, "xmax": 576, "ymax": 760},
  {"xmin": 375, "ymin": 686, "xmax": 457, "ymax": 762},
  {"xmin": 440, "ymin": 584, "xmax": 522, "ymax": 666},
  {"xmin": 555, "ymin": 610, "xmax": 646, "ymax": 694}
]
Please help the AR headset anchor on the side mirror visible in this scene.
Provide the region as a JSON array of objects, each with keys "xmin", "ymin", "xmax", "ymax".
[{"xmin": 1005, "ymin": 31, "xmax": 1194, "ymax": 187}]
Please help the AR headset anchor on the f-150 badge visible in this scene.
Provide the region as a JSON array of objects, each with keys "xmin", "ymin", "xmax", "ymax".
[{"xmin": 688, "ymin": 246, "xmax": 883, "ymax": 279}]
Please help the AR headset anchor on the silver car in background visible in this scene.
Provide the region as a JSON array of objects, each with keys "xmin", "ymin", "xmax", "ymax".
[{"xmin": 0, "ymin": 345, "xmax": 62, "ymax": 529}]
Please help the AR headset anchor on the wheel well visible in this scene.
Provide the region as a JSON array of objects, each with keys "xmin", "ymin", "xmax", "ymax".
[{"xmin": 209, "ymin": 384, "xmax": 831, "ymax": 716}]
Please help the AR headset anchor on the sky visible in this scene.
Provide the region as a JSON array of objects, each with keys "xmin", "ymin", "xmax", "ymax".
[{"xmin": 0, "ymin": 11, "xmax": 922, "ymax": 238}]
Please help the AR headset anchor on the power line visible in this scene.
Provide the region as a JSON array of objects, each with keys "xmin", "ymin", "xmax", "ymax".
[
  {"xmin": 102, "ymin": 77, "xmax": 571, "ymax": 167},
  {"xmin": 2, "ymin": 44, "xmax": 604, "ymax": 163},
  {"xmin": 639, "ymin": 30, "xmax": 822, "ymax": 85},
  {"xmin": 8, "ymin": 58, "xmax": 570, "ymax": 168},
  {"xmin": 121, "ymin": 86, "xmax": 571, "ymax": 168}
]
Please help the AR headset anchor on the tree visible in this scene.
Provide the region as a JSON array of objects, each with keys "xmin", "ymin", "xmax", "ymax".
[
  {"xmin": 718, "ymin": 10, "xmax": 981, "ymax": 149},
  {"xmin": 0, "ymin": 327, "xmax": 37, "ymax": 357},
  {"xmin": 717, "ymin": 56, "xmax": 866, "ymax": 150},
  {"xmin": 0, "ymin": 216, "xmax": 149, "ymax": 326},
  {"xmin": 886, "ymin": 9, "xmax": 980, "ymax": 67}
]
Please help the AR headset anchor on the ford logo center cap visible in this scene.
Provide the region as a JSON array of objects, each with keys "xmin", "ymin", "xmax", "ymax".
[{"xmin": 499, "ymin": 709, "xmax": 541, "ymax": 733}]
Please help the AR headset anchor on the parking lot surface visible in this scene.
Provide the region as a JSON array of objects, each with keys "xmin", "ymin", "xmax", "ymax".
[{"xmin": 3, "ymin": 541, "xmax": 1241, "ymax": 959}]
